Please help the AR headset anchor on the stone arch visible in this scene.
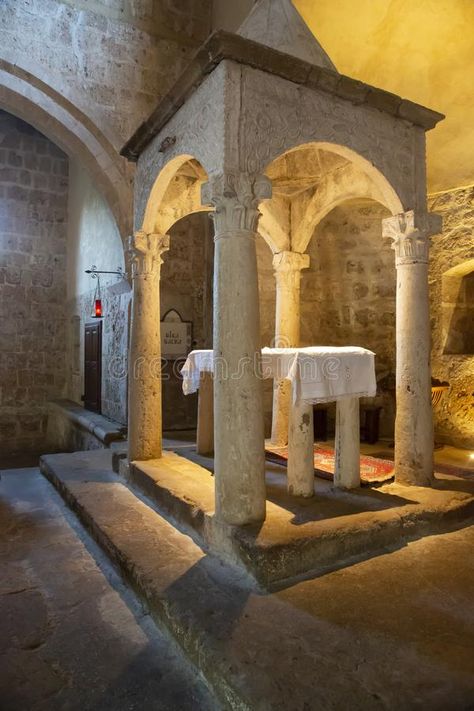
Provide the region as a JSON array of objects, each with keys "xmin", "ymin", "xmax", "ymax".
[
  {"xmin": 0, "ymin": 62, "xmax": 132, "ymax": 241},
  {"xmin": 259, "ymin": 141, "xmax": 404, "ymax": 254},
  {"xmin": 141, "ymin": 154, "xmax": 210, "ymax": 235},
  {"xmin": 267, "ymin": 142, "xmax": 403, "ymax": 214}
]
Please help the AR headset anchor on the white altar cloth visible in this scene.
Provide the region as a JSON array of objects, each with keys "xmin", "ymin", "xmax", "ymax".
[{"xmin": 181, "ymin": 347, "xmax": 376, "ymax": 403}]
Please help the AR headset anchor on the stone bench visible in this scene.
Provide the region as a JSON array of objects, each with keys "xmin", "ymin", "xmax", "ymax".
[{"xmin": 47, "ymin": 399, "xmax": 127, "ymax": 452}]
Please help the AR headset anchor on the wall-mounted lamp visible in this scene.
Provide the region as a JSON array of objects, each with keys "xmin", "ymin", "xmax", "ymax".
[{"xmin": 85, "ymin": 265, "xmax": 124, "ymax": 319}]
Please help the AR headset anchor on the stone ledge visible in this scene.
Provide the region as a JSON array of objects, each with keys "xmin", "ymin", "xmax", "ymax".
[
  {"xmin": 39, "ymin": 450, "xmax": 259, "ymax": 711},
  {"xmin": 129, "ymin": 452, "xmax": 474, "ymax": 587},
  {"xmin": 48, "ymin": 399, "xmax": 127, "ymax": 447}
]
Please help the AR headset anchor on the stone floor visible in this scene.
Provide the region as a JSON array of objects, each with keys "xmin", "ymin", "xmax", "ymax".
[
  {"xmin": 3, "ymin": 451, "xmax": 474, "ymax": 710},
  {"xmin": 37, "ymin": 449, "xmax": 474, "ymax": 710},
  {"xmin": 0, "ymin": 467, "xmax": 218, "ymax": 711}
]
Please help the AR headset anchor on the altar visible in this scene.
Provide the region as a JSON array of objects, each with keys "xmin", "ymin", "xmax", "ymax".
[{"xmin": 181, "ymin": 346, "xmax": 376, "ymax": 495}]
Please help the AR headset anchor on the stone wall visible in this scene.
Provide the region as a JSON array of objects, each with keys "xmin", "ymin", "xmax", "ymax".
[
  {"xmin": 0, "ymin": 110, "xmax": 68, "ymax": 452},
  {"xmin": 1, "ymin": 0, "xmax": 212, "ymax": 147},
  {"xmin": 66, "ymin": 159, "xmax": 128, "ymax": 425},
  {"xmin": 161, "ymin": 212, "xmax": 213, "ymax": 431},
  {"xmin": 302, "ymin": 201, "xmax": 396, "ymax": 436},
  {"xmin": 256, "ymin": 200, "xmax": 397, "ymax": 438},
  {"xmin": 0, "ymin": 0, "xmax": 213, "ymax": 242},
  {"xmin": 429, "ymin": 185, "xmax": 474, "ymax": 448},
  {"xmin": 66, "ymin": 287, "xmax": 130, "ymax": 426}
]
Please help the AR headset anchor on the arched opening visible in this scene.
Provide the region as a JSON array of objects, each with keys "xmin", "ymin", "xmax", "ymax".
[
  {"xmin": 302, "ymin": 197, "xmax": 395, "ymax": 439},
  {"xmin": 161, "ymin": 211, "xmax": 214, "ymax": 432},
  {"xmin": 141, "ymin": 155, "xmax": 210, "ymax": 235},
  {"xmin": 0, "ymin": 71, "xmax": 131, "ymax": 240},
  {"xmin": 140, "ymin": 156, "xmax": 212, "ymax": 434},
  {"xmin": 255, "ymin": 143, "xmax": 402, "ymax": 444},
  {"xmin": 0, "ymin": 108, "xmax": 127, "ymax": 455}
]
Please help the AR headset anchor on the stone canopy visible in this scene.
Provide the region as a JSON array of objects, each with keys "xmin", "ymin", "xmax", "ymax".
[
  {"xmin": 121, "ymin": 0, "xmax": 445, "ymax": 526},
  {"xmin": 237, "ymin": 0, "xmax": 337, "ymax": 70}
]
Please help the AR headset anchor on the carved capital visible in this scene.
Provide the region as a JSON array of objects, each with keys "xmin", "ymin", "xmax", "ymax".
[
  {"xmin": 273, "ymin": 251, "xmax": 310, "ymax": 273},
  {"xmin": 273, "ymin": 251, "xmax": 310, "ymax": 290},
  {"xmin": 128, "ymin": 231, "xmax": 170, "ymax": 278},
  {"xmin": 201, "ymin": 172, "xmax": 272, "ymax": 238},
  {"xmin": 382, "ymin": 210, "xmax": 442, "ymax": 266}
]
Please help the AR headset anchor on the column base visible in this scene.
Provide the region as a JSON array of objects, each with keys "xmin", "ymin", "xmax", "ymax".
[{"xmin": 395, "ymin": 465, "xmax": 434, "ymax": 487}]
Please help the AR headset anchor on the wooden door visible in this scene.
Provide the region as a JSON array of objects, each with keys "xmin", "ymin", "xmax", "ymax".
[{"xmin": 84, "ymin": 321, "xmax": 102, "ymax": 413}]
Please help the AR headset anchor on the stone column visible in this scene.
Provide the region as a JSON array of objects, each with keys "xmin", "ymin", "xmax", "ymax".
[
  {"xmin": 127, "ymin": 231, "xmax": 170, "ymax": 462},
  {"xmin": 202, "ymin": 173, "xmax": 272, "ymax": 525},
  {"xmin": 271, "ymin": 251, "xmax": 310, "ymax": 446},
  {"xmin": 287, "ymin": 400, "xmax": 314, "ymax": 497},
  {"xmin": 196, "ymin": 372, "xmax": 214, "ymax": 455},
  {"xmin": 334, "ymin": 397, "xmax": 360, "ymax": 489},
  {"xmin": 382, "ymin": 210, "xmax": 441, "ymax": 486}
]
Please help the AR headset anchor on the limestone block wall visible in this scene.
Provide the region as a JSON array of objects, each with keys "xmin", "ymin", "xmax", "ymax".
[
  {"xmin": 1, "ymin": 0, "xmax": 212, "ymax": 147},
  {"xmin": 256, "ymin": 201, "xmax": 397, "ymax": 439},
  {"xmin": 429, "ymin": 185, "xmax": 474, "ymax": 448},
  {"xmin": 302, "ymin": 201, "xmax": 396, "ymax": 437},
  {"xmin": 161, "ymin": 212, "xmax": 213, "ymax": 430},
  {"xmin": 0, "ymin": 110, "xmax": 68, "ymax": 452}
]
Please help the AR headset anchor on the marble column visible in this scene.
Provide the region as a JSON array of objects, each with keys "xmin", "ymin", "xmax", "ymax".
[
  {"xmin": 271, "ymin": 251, "xmax": 310, "ymax": 446},
  {"xmin": 382, "ymin": 210, "xmax": 441, "ymax": 486},
  {"xmin": 127, "ymin": 231, "xmax": 169, "ymax": 462},
  {"xmin": 202, "ymin": 173, "xmax": 272, "ymax": 525}
]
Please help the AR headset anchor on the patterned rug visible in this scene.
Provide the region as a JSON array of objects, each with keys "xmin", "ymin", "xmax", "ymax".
[{"xmin": 265, "ymin": 444, "xmax": 395, "ymax": 485}]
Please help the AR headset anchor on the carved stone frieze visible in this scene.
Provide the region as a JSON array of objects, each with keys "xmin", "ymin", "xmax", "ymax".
[{"xmin": 238, "ymin": 66, "xmax": 414, "ymax": 212}]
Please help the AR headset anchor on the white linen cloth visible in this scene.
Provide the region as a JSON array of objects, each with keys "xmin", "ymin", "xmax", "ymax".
[
  {"xmin": 181, "ymin": 347, "xmax": 376, "ymax": 403},
  {"xmin": 181, "ymin": 349, "xmax": 215, "ymax": 395}
]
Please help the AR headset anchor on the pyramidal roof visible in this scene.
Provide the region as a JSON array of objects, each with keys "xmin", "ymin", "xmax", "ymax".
[{"xmin": 237, "ymin": 0, "xmax": 337, "ymax": 71}]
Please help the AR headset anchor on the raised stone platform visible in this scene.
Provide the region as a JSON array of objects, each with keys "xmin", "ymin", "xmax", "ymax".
[
  {"xmin": 38, "ymin": 449, "xmax": 474, "ymax": 710},
  {"xmin": 126, "ymin": 449, "xmax": 474, "ymax": 586}
]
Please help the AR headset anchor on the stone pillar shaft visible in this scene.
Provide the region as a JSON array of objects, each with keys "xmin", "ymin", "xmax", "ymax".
[
  {"xmin": 197, "ymin": 372, "xmax": 214, "ymax": 455},
  {"xmin": 202, "ymin": 173, "xmax": 271, "ymax": 525},
  {"xmin": 271, "ymin": 251, "xmax": 309, "ymax": 446},
  {"xmin": 127, "ymin": 231, "xmax": 169, "ymax": 462},
  {"xmin": 383, "ymin": 210, "xmax": 441, "ymax": 486},
  {"xmin": 287, "ymin": 400, "xmax": 314, "ymax": 497},
  {"xmin": 334, "ymin": 397, "xmax": 360, "ymax": 489}
]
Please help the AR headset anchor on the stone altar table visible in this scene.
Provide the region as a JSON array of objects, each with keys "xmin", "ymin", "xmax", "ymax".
[{"xmin": 181, "ymin": 347, "xmax": 376, "ymax": 495}]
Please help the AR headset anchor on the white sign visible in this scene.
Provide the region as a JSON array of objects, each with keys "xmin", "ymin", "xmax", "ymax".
[{"xmin": 161, "ymin": 310, "xmax": 192, "ymax": 359}]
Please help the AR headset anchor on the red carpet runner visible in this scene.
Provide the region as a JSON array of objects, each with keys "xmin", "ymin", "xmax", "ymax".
[{"xmin": 265, "ymin": 444, "xmax": 395, "ymax": 485}]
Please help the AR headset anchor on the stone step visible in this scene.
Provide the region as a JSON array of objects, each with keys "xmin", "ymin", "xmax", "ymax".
[
  {"xmin": 37, "ymin": 450, "xmax": 268, "ymax": 710},
  {"xmin": 126, "ymin": 451, "xmax": 474, "ymax": 588},
  {"xmin": 39, "ymin": 449, "xmax": 474, "ymax": 710}
]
